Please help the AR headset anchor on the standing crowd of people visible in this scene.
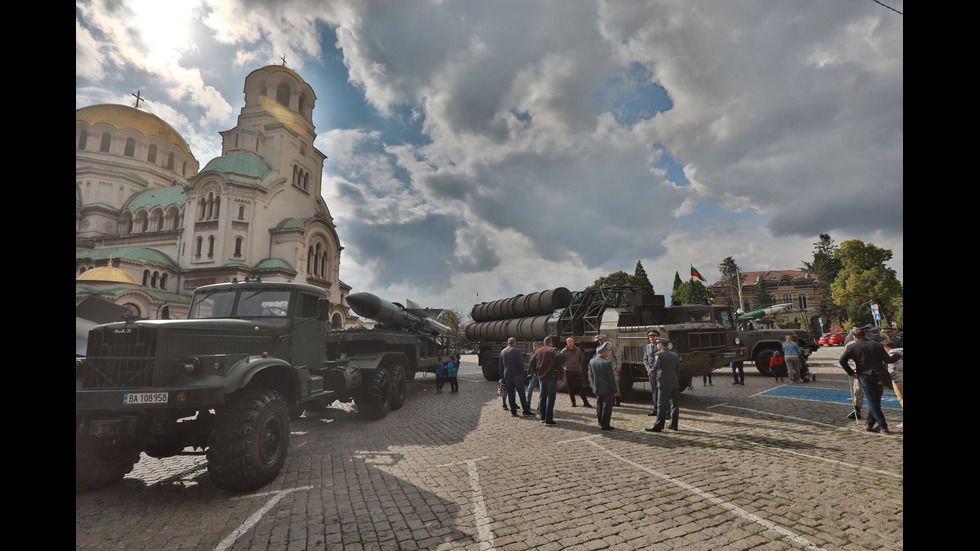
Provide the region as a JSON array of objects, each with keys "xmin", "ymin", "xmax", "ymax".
[{"xmin": 485, "ymin": 322, "xmax": 904, "ymax": 435}]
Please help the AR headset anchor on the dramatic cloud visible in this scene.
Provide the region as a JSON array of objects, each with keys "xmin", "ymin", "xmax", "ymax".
[{"xmin": 76, "ymin": 0, "xmax": 903, "ymax": 311}]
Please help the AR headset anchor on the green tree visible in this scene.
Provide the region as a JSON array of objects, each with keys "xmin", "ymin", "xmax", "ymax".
[
  {"xmin": 673, "ymin": 279, "xmax": 712, "ymax": 305},
  {"xmin": 801, "ymin": 233, "xmax": 843, "ymax": 330},
  {"xmin": 717, "ymin": 256, "xmax": 742, "ymax": 309},
  {"xmin": 589, "ymin": 270, "xmax": 633, "ymax": 289},
  {"xmin": 672, "ymin": 271, "xmax": 683, "ymax": 292},
  {"xmin": 830, "ymin": 240, "xmax": 903, "ymax": 327},
  {"xmin": 437, "ymin": 307, "xmax": 467, "ymax": 351},
  {"xmin": 752, "ymin": 277, "xmax": 776, "ymax": 309},
  {"xmin": 634, "ymin": 261, "xmax": 655, "ymax": 295}
]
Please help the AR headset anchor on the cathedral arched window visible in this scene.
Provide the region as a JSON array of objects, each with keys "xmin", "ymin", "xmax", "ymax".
[
  {"xmin": 276, "ymin": 82, "xmax": 291, "ymax": 108},
  {"xmin": 165, "ymin": 152, "xmax": 174, "ymax": 170},
  {"xmin": 142, "ymin": 270, "xmax": 150, "ymax": 286},
  {"xmin": 207, "ymin": 236, "xmax": 215, "ymax": 257},
  {"xmin": 797, "ymin": 294, "xmax": 808, "ymax": 310},
  {"xmin": 195, "ymin": 237, "xmax": 203, "ymax": 257},
  {"xmin": 160, "ymin": 273, "xmax": 168, "ymax": 290},
  {"xmin": 234, "ymin": 237, "xmax": 243, "ymax": 258},
  {"xmin": 304, "ymin": 172, "xmax": 309, "ymax": 191},
  {"xmin": 238, "ymin": 205, "xmax": 245, "ymax": 220},
  {"xmin": 199, "ymin": 197, "xmax": 207, "ymax": 220},
  {"xmin": 124, "ymin": 138, "xmax": 136, "ymax": 157},
  {"xmin": 78, "ymin": 130, "xmax": 88, "ymax": 150},
  {"xmin": 207, "ymin": 193, "xmax": 215, "ymax": 218},
  {"xmin": 100, "ymin": 133, "xmax": 111, "ymax": 152},
  {"xmin": 147, "ymin": 144, "xmax": 157, "ymax": 164},
  {"xmin": 293, "ymin": 165, "xmax": 298, "ymax": 184},
  {"xmin": 151, "ymin": 272, "xmax": 159, "ymax": 288},
  {"xmin": 214, "ymin": 196, "xmax": 221, "ymax": 219},
  {"xmin": 781, "ymin": 293, "xmax": 792, "ymax": 303}
]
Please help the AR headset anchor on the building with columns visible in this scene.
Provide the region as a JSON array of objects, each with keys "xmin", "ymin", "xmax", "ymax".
[{"xmin": 76, "ymin": 65, "xmax": 351, "ymax": 326}]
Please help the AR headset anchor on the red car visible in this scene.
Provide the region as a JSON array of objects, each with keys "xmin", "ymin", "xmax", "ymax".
[{"xmin": 818, "ymin": 332, "xmax": 845, "ymax": 346}]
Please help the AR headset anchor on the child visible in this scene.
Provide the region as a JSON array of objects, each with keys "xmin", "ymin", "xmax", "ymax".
[
  {"xmin": 498, "ymin": 379, "xmax": 508, "ymax": 409},
  {"xmin": 435, "ymin": 358, "xmax": 446, "ymax": 392},
  {"xmin": 769, "ymin": 350, "xmax": 787, "ymax": 383},
  {"xmin": 447, "ymin": 354, "xmax": 459, "ymax": 392}
]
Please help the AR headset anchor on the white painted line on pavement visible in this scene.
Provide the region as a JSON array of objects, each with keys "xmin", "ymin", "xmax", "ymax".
[
  {"xmin": 439, "ymin": 456, "xmax": 495, "ymax": 551},
  {"xmin": 214, "ymin": 485, "xmax": 314, "ymax": 551},
  {"xmin": 580, "ymin": 437, "xmax": 827, "ymax": 551}
]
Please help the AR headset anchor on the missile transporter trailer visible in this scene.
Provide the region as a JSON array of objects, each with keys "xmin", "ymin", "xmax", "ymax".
[
  {"xmin": 76, "ymin": 280, "xmax": 428, "ymax": 493},
  {"xmin": 470, "ymin": 286, "xmax": 748, "ymax": 397}
]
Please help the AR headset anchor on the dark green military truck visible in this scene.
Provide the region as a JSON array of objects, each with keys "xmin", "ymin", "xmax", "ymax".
[{"xmin": 76, "ymin": 280, "xmax": 423, "ymax": 493}]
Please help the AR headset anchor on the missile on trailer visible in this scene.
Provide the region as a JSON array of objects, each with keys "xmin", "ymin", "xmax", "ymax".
[{"xmin": 347, "ymin": 292, "xmax": 451, "ymax": 335}]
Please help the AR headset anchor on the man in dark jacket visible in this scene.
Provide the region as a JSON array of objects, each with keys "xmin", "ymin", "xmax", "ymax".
[
  {"xmin": 838, "ymin": 328, "xmax": 902, "ymax": 434},
  {"xmin": 529, "ymin": 336, "xmax": 561, "ymax": 425},
  {"xmin": 499, "ymin": 337, "xmax": 533, "ymax": 417}
]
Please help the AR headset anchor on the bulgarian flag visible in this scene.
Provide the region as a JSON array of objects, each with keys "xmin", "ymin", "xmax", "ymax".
[{"xmin": 691, "ymin": 265, "xmax": 707, "ymax": 282}]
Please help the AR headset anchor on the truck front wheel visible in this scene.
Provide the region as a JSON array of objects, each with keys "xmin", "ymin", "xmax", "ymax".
[
  {"xmin": 388, "ymin": 363, "xmax": 407, "ymax": 410},
  {"xmin": 207, "ymin": 388, "xmax": 289, "ymax": 492},
  {"xmin": 356, "ymin": 368, "xmax": 392, "ymax": 420},
  {"xmin": 75, "ymin": 429, "xmax": 140, "ymax": 492},
  {"xmin": 754, "ymin": 348, "xmax": 777, "ymax": 376}
]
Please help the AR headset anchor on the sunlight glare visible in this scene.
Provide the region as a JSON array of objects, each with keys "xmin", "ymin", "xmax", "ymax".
[{"xmin": 129, "ymin": 0, "xmax": 199, "ymax": 64}]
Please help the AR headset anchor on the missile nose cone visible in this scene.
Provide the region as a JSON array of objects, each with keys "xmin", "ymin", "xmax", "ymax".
[{"xmin": 347, "ymin": 292, "xmax": 382, "ymax": 318}]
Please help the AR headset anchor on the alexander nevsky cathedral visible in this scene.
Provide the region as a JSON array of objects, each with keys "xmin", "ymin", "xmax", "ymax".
[{"xmin": 76, "ymin": 65, "xmax": 351, "ymax": 326}]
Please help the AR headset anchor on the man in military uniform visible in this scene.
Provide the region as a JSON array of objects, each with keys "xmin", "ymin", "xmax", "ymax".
[{"xmin": 645, "ymin": 337, "xmax": 680, "ymax": 432}]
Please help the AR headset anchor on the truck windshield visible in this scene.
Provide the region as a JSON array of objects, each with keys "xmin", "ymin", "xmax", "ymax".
[{"xmin": 189, "ymin": 290, "xmax": 291, "ymax": 319}]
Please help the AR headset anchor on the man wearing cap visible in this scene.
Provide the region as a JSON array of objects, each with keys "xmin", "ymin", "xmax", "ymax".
[
  {"xmin": 595, "ymin": 334, "xmax": 623, "ymax": 405},
  {"xmin": 645, "ymin": 337, "xmax": 680, "ymax": 432},
  {"xmin": 868, "ymin": 327, "xmax": 887, "ymax": 343},
  {"xmin": 642, "ymin": 330, "xmax": 662, "ymax": 416},
  {"xmin": 589, "ymin": 341, "xmax": 618, "ymax": 430},
  {"xmin": 883, "ymin": 327, "xmax": 903, "ymax": 348},
  {"xmin": 529, "ymin": 336, "xmax": 561, "ymax": 425}
]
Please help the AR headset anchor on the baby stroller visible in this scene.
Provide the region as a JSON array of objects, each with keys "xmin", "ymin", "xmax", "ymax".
[{"xmin": 798, "ymin": 356, "xmax": 816, "ymax": 383}]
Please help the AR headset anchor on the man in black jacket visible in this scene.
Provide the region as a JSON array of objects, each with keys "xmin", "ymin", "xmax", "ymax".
[{"xmin": 838, "ymin": 328, "xmax": 902, "ymax": 434}]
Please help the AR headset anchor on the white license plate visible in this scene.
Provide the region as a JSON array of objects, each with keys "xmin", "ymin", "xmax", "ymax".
[{"xmin": 123, "ymin": 392, "xmax": 169, "ymax": 405}]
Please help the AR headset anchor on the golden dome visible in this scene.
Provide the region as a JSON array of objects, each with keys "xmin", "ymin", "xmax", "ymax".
[
  {"xmin": 76, "ymin": 104, "xmax": 193, "ymax": 156},
  {"xmin": 77, "ymin": 257, "xmax": 139, "ymax": 285}
]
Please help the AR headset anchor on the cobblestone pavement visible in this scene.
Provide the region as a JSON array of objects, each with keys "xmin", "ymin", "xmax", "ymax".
[{"xmin": 76, "ymin": 346, "xmax": 902, "ymax": 550}]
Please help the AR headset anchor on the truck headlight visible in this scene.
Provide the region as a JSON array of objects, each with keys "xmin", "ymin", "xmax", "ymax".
[{"xmin": 179, "ymin": 357, "xmax": 201, "ymax": 374}]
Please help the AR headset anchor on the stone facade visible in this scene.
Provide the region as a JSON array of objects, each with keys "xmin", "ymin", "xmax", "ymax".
[{"xmin": 76, "ymin": 65, "xmax": 350, "ymax": 326}]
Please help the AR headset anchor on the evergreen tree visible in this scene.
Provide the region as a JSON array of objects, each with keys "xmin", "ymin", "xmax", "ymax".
[
  {"xmin": 633, "ymin": 261, "xmax": 655, "ymax": 295},
  {"xmin": 717, "ymin": 256, "xmax": 742, "ymax": 309},
  {"xmin": 672, "ymin": 271, "xmax": 683, "ymax": 291},
  {"xmin": 752, "ymin": 277, "xmax": 776, "ymax": 309},
  {"xmin": 802, "ymin": 233, "xmax": 843, "ymax": 330}
]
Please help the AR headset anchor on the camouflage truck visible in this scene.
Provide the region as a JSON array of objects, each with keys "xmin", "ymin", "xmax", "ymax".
[
  {"xmin": 76, "ymin": 280, "xmax": 440, "ymax": 493},
  {"xmin": 736, "ymin": 316, "xmax": 819, "ymax": 376},
  {"xmin": 471, "ymin": 286, "xmax": 747, "ymax": 396}
]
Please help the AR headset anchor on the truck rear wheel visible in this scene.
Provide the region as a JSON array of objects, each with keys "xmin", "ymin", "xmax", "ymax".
[
  {"xmin": 356, "ymin": 368, "xmax": 392, "ymax": 420},
  {"xmin": 480, "ymin": 350, "xmax": 498, "ymax": 381},
  {"xmin": 388, "ymin": 363, "xmax": 407, "ymax": 410},
  {"xmin": 75, "ymin": 428, "xmax": 140, "ymax": 492},
  {"xmin": 754, "ymin": 348, "xmax": 777, "ymax": 376},
  {"xmin": 207, "ymin": 388, "xmax": 289, "ymax": 492},
  {"xmin": 618, "ymin": 376, "xmax": 633, "ymax": 400}
]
